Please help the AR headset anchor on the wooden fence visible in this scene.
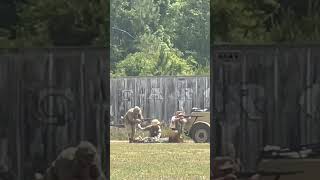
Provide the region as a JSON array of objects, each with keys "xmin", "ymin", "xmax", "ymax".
[
  {"xmin": 213, "ymin": 45, "xmax": 320, "ymax": 171},
  {"xmin": 0, "ymin": 48, "xmax": 108, "ymax": 179},
  {"xmin": 110, "ymin": 76, "xmax": 210, "ymax": 124}
]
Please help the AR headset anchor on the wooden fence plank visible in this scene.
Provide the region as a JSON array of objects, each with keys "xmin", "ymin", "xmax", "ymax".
[
  {"xmin": 0, "ymin": 48, "xmax": 107, "ymax": 180},
  {"xmin": 110, "ymin": 76, "xmax": 210, "ymax": 124},
  {"xmin": 213, "ymin": 45, "xmax": 320, "ymax": 171}
]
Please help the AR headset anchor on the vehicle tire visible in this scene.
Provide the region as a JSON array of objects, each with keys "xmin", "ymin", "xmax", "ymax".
[{"xmin": 191, "ymin": 123, "xmax": 210, "ymax": 143}]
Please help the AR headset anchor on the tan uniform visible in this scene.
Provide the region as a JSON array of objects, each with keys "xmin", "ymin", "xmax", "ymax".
[
  {"xmin": 170, "ymin": 116, "xmax": 187, "ymax": 136},
  {"xmin": 124, "ymin": 107, "xmax": 143, "ymax": 142},
  {"xmin": 213, "ymin": 157, "xmax": 238, "ymax": 180},
  {"xmin": 143, "ymin": 125, "xmax": 161, "ymax": 139},
  {"xmin": 43, "ymin": 141, "xmax": 105, "ymax": 180}
]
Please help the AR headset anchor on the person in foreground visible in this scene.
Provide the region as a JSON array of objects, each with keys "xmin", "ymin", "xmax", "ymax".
[
  {"xmin": 213, "ymin": 143, "xmax": 260, "ymax": 180},
  {"xmin": 41, "ymin": 141, "xmax": 105, "ymax": 180}
]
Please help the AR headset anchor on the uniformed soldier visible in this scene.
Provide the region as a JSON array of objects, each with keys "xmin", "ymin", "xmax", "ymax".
[
  {"xmin": 169, "ymin": 111, "xmax": 187, "ymax": 137},
  {"xmin": 140, "ymin": 119, "xmax": 162, "ymax": 141},
  {"xmin": 124, "ymin": 106, "xmax": 144, "ymax": 143},
  {"xmin": 43, "ymin": 141, "xmax": 105, "ymax": 180},
  {"xmin": 214, "ymin": 143, "xmax": 260, "ymax": 180},
  {"xmin": 213, "ymin": 157, "xmax": 238, "ymax": 180}
]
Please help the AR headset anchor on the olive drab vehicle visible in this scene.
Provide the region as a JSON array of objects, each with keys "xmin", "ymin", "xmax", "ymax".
[{"xmin": 183, "ymin": 109, "xmax": 210, "ymax": 143}]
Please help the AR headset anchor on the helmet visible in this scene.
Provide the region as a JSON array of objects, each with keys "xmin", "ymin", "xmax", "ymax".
[
  {"xmin": 75, "ymin": 141, "xmax": 97, "ymax": 162},
  {"xmin": 176, "ymin": 111, "xmax": 184, "ymax": 116},
  {"xmin": 151, "ymin": 119, "xmax": 160, "ymax": 126},
  {"xmin": 133, "ymin": 106, "xmax": 141, "ymax": 113}
]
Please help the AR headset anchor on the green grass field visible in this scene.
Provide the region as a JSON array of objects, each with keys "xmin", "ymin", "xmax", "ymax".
[{"xmin": 110, "ymin": 142, "xmax": 210, "ymax": 180}]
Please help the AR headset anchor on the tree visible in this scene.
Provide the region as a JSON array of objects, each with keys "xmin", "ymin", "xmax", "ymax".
[
  {"xmin": 111, "ymin": 0, "xmax": 210, "ymax": 76},
  {"xmin": 16, "ymin": 0, "xmax": 106, "ymax": 46},
  {"xmin": 112, "ymin": 31, "xmax": 195, "ymax": 77},
  {"xmin": 166, "ymin": 0, "xmax": 210, "ymax": 66},
  {"xmin": 110, "ymin": 0, "xmax": 162, "ymax": 69}
]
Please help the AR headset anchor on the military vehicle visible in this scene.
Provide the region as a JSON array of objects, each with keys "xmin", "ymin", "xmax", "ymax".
[
  {"xmin": 110, "ymin": 108, "xmax": 211, "ymax": 143},
  {"xmin": 183, "ymin": 108, "xmax": 210, "ymax": 143}
]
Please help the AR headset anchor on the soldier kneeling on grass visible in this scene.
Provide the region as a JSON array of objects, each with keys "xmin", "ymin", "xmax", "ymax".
[
  {"xmin": 170, "ymin": 111, "xmax": 187, "ymax": 136},
  {"xmin": 41, "ymin": 141, "xmax": 106, "ymax": 180},
  {"xmin": 139, "ymin": 119, "xmax": 162, "ymax": 143}
]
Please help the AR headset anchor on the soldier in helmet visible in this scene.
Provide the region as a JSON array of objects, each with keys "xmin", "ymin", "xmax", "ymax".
[
  {"xmin": 213, "ymin": 143, "xmax": 240, "ymax": 180},
  {"xmin": 213, "ymin": 143, "xmax": 260, "ymax": 180},
  {"xmin": 213, "ymin": 157, "xmax": 238, "ymax": 180},
  {"xmin": 43, "ymin": 141, "xmax": 105, "ymax": 180},
  {"xmin": 140, "ymin": 119, "xmax": 162, "ymax": 140},
  {"xmin": 123, "ymin": 106, "xmax": 144, "ymax": 143}
]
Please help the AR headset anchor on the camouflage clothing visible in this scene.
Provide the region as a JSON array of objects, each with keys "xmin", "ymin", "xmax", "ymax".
[
  {"xmin": 124, "ymin": 106, "xmax": 143, "ymax": 142},
  {"xmin": 43, "ymin": 141, "xmax": 105, "ymax": 180}
]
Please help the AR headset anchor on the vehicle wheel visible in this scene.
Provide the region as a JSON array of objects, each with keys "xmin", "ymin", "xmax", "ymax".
[{"xmin": 191, "ymin": 123, "xmax": 210, "ymax": 143}]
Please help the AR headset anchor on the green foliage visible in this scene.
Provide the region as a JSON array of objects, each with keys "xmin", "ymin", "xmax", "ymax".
[
  {"xmin": 112, "ymin": 32, "xmax": 195, "ymax": 77},
  {"xmin": 3, "ymin": 0, "xmax": 320, "ymax": 58},
  {"xmin": 111, "ymin": 0, "xmax": 210, "ymax": 77},
  {"xmin": 212, "ymin": 0, "xmax": 278, "ymax": 43},
  {"xmin": 167, "ymin": 0, "xmax": 210, "ymax": 66},
  {"xmin": 16, "ymin": 0, "xmax": 106, "ymax": 47},
  {"xmin": 212, "ymin": 0, "xmax": 320, "ymax": 43},
  {"xmin": 268, "ymin": 6, "xmax": 320, "ymax": 42}
]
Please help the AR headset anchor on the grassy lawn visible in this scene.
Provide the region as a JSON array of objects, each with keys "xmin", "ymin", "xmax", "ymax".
[{"xmin": 110, "ymin": 142, "xmax": 210, "ymax": 180}]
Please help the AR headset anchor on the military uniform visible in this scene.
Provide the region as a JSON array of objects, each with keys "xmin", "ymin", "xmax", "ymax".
[
  {"xmin": 213, "ymin": 157, "xmax": 238, "ymax": 180},
  {"xmin": 124, "ymin": 106, "xmax": 143, "ymax": 143},
  {"xmin": 43, "ymin": 141, "xmax": 105, "ymax": 180},
  {"xmin": 142, "ymin": 119, "xmax": 161, "ymax": 139},
  {"xmin": 213, "ymin": 144, "xmax": 259, "ymax": 180},
  {"xmin": 170, "ymin": 111, "xmax": 187, "ymax": 137}
]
